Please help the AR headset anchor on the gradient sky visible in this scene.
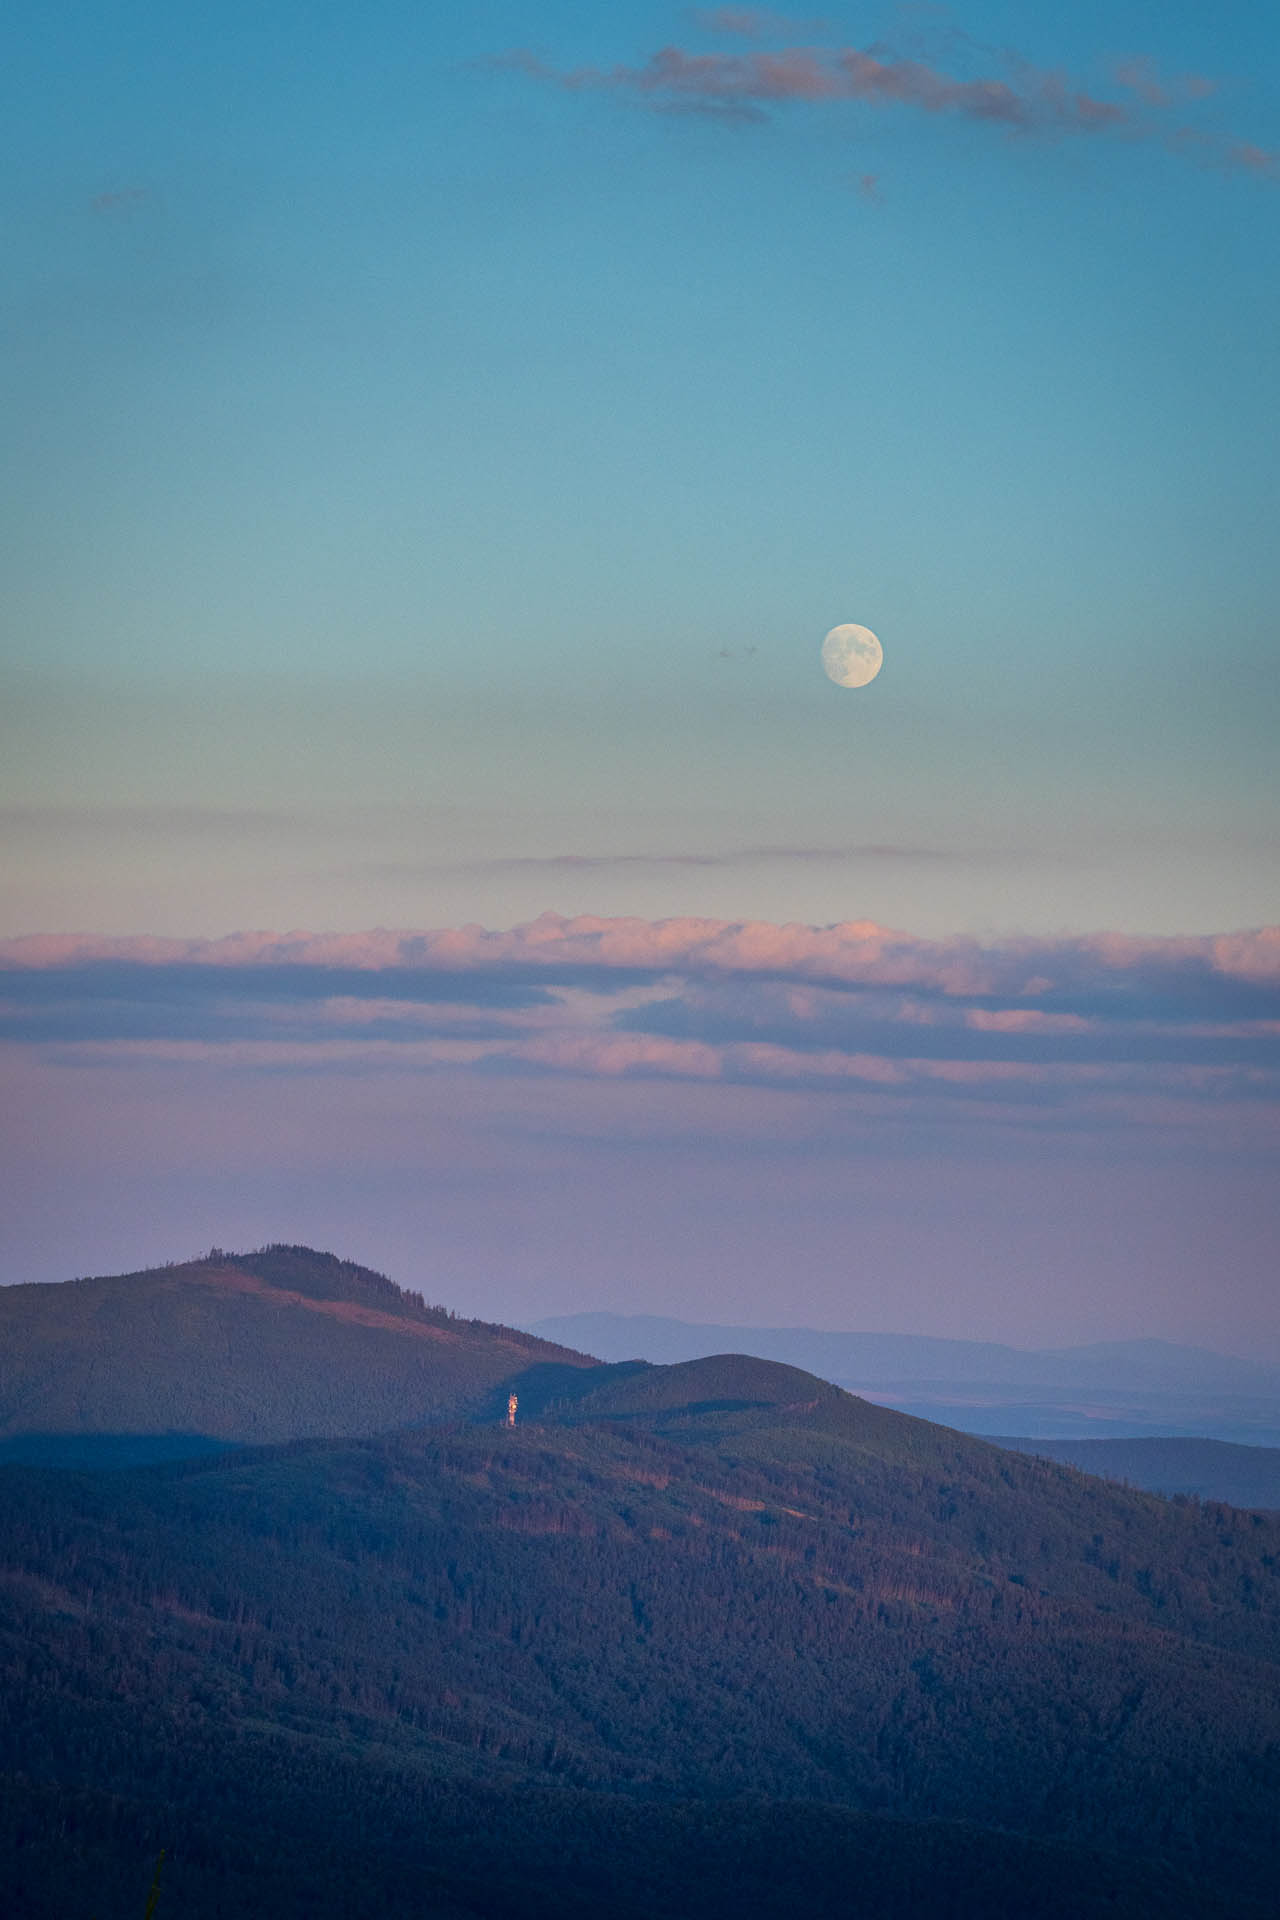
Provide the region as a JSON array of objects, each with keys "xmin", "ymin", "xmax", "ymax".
[{"xmin": 3, "ymin": 3, "xmax": 1278, "ymax": 1352}]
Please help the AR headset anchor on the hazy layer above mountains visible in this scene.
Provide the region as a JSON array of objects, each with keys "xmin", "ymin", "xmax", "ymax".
[
  {"xmin": 528, "ymin": 1313, "xmax": 1280, "ymax": 1391},
  {"xmin": 530, "ymin": 1313, "xmax": 1280, "ymax": 1446}
]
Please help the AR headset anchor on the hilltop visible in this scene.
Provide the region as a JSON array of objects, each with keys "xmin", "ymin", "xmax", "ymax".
[
  {"xmin": 531, "ymin": 1310, "xmax": 1280, "ymax": 1443},
  {"xmin": 0, "ymin": 1245, "xmax": 595, "ymax": 1446}
]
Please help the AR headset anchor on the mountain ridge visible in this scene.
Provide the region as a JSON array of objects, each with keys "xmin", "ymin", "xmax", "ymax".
[
  {"xmin": 528, "ymin": 1311, "xmax": 1279, "ymax": 1389},
  {"xmin": 529, "ymin": 1310, "xmax": 1280, "ymax": 1447},
  {"xmin": 0, "ymin": 1245, "xmax": 597, "ymax": 1446}
]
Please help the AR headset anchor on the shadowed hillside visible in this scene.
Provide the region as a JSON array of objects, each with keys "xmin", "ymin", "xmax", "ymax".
[
  {"xmin": 2, "ymin": 1347, "xmax": 1279, "ymax": 1917},
  {"xmin": 0, "ymin": 1245, "xmax": 596, "ymax": 1445}
]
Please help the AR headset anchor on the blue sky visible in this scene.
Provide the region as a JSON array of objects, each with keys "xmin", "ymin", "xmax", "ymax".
[
  {"xmin": 6, "ymin": 0, "xmax": 1278, "ymax": 933},
  {"xmin": 2, "ymin": 3, "xmax": 1277, "ymax": 1347}
]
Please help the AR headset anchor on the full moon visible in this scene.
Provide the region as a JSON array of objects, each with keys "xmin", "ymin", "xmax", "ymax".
[{"xmin": 821, "ymin": 623, "xmax": 883, "ymax": 689}]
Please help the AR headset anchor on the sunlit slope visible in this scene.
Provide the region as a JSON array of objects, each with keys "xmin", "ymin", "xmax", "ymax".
[{"xmin": 0, "ymin": 1245, "xmax": 595, "ymax": 1443}]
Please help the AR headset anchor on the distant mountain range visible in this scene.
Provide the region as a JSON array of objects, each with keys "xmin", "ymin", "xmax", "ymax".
[{"xmin": 530, "ymin": 1312, "xmax": 1280, "ymax": 1446}]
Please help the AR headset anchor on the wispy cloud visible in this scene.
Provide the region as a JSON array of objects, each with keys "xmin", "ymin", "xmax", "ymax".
[
  {"xmin": 90, "ymin": 187, "xmax": 149, "ymax": 215},
  {"xmin": 690, "ymin": 7, "xmax": 830, "ymax": 38},
  {"xmin": 502, "ymin": 44, "xmax": 1056, "ymax": 125},
  {"xmin": 1225, "ymin": 140, "xmax": 1280, "ymax": 180},
  {"xmin": 497, "ymin": 26, "xmax": 1274, "ymax": 177},
  {"xmin": 484, "ymin": 843, "xmax": 965, "ymax": 871},
  {"xmin": 327, "ymin": 843, "xmax": 1007, "ymax": 887},
  {"xmin": 1111, "ymin": 56, "xmax": 1216, "ymax": 110}
]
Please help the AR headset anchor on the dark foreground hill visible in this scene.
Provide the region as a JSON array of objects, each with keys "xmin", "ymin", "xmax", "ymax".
[
  {"xmin": 0, "ymin": 1245, "xmax": 595, "ymax": 1446},
  {"xmin": 3, "ymin": 1351, "xmax": 1279, "ymax": 1918}
]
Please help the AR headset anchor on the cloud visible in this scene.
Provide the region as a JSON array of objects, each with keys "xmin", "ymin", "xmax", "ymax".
[
  {"xmin": 691, "ymin": 7, "xmax": 832, "ymax": 38},
  {"xmin": 1227, "ymin": 141, "xmax": 1279, "ymax": 180},
  {"xmin": 498, "ymin": 28, "xmax": 1272, "ymax": 177},
  {"xmin": 505, "ymin": 41, "xmax": 1118, "ymax": 132},
  {"xmin": 341, "ymin": 844, "xmax": 977, "ymax": 886},
  {"xmin": 1160, "ymin": 123, "xmax": 1279, "ymax": 179},
  {"xmin": 4, "ymin": 916, "xmax": 1280, "ymax": 995},
  {"xmin": 2, "ymin": 916, "xmax": 1278, "ymax": 1130},
  {"xmin": 1112, "ymin": 57, "xmax": 1216, "ymax": 109},
  {"xmin": 484, "ymin": 843, "xmax": 964, "ymax": 871},
  {"xmin": 90, "ymin": 187, "xmax": 149, "ymax": 214}
]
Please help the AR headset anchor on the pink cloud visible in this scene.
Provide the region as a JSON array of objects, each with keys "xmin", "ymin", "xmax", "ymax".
[
  {"xmin": 499, "ymin": 32, "xmax": 1272, "ymax": 177},
  {"xmin": 1210, "ymin": 928, "xmax": 1280, "ymax": 981},
  {"xmin": 506, "ymin": 39, "xmax": 1126, "ymax": 136},
  {"xmin": 1228, "ymin": 141, "xmax": 1279, "ymax": 178},
  {"xmin": 965, "ymin": 1009, "xmax": 1094, "ymax": 1035},
  {"xmin": 1112, "ymin": 57, "xmax": 1217, "ymax": 109},
  {"xmin": 6, "ymin": 914, "xmax": 1280, "ymax": 992},
  {"xmin": 1113, "ymin": 56, "xmax": 1170, "ymax": 108},
  {"xmin": 4, "ymin": 912, "xmax": 1278, "ymax": 1143}
]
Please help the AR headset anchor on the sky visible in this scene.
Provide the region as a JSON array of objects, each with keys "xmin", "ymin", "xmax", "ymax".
[{"xmin": 2, "ymin": 2, "xmax": 1278, "ymax": 1354}]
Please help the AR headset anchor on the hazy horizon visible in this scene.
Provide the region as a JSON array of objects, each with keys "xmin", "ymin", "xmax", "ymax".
[
  {"xmin": 2, "ymin": 914, "xmax": 1278, "ymax": 1359},
  {"xmin": 4, "ymin": 1246, "xmax": 1273, "ymax": 1370}
]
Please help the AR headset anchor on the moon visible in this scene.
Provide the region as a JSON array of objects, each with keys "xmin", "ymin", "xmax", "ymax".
[{"xmin": 821, "ymin": 623, "xmax": 883, "ymax": 689}]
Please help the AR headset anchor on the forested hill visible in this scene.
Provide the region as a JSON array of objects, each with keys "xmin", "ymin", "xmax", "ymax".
[
  {"xmin": 530, "ymin": 1312, "xmax": 1280, "ymax": 1444},
  {"xmin": 0, "ymin": 1245, "xmax": 596, "ymax": 1445},
  {"xmin": 3, "ymin": 1351, "xmax": 1280, "ymax": 1917}
]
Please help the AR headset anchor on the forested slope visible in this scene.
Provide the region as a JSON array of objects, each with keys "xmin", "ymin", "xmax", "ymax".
[
  {"xmin": 2, "ymin": 1353, "xmax": 1279, "ymax": 1917},
  {"xmin": 0, "ymin": 1246, "xmax": 594, "ymax": 1444}
]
